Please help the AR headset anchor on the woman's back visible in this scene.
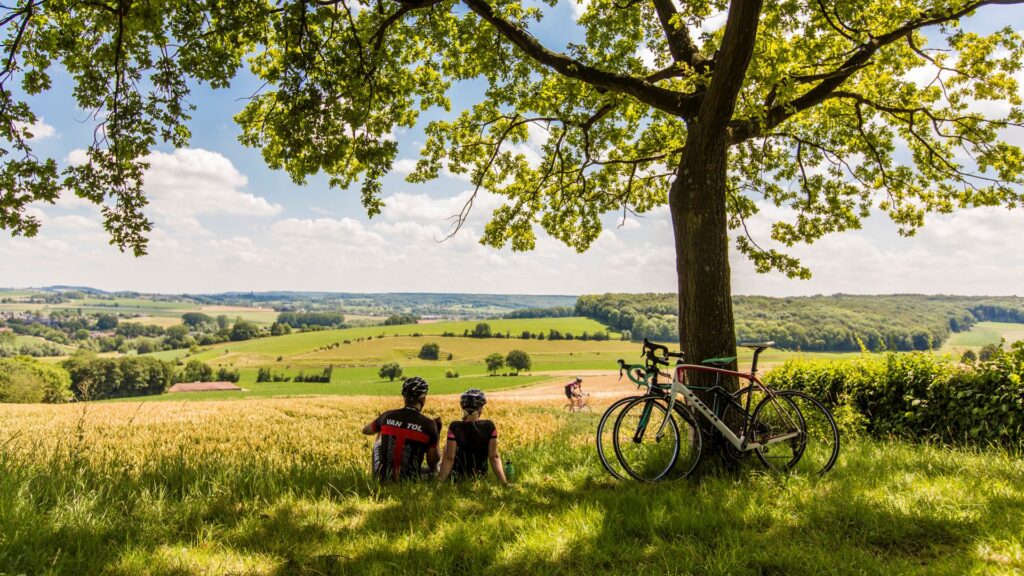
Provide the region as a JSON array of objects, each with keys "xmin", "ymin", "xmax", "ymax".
[{"xmin": 447, "ymin": 419, "xmax": 497, "ymax": 478}]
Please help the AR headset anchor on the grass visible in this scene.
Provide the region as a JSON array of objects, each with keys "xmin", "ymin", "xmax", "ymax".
[
  {"xmin": 120, "ymin": 316, "xmax": 185, "ymax": 328},
  {"xmin": 12, "ymin": 334, "xmax": 77, "ymax": 353},
  {"xmin": 118, "ymin": 371, "xmax": 546, "ymax": 402},
  {"xmin": 942, "ymin": 322, "xmax": 1024, "ymax": 353},
  {"xmin": 0, "ymin": 396, "xmax": 1020, "ymax": 575}
]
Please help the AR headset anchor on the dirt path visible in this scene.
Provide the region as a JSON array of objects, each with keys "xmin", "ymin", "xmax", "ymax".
[{"xmin": 485, "ymin": 370, "xmax": 642, "ymax": 402}]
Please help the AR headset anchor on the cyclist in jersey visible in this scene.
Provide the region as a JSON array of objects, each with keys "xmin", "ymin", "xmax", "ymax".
[
  {"xmin": 437, "ymin": 388, "xmax": 507, "ymax": 484},
  {"xmin": 564, "ymin": 377, "xmax": 583, "ymax": 410},
  {"xmin": 361, "ymin": 376, "xmax": 442, "ymax": 482}
]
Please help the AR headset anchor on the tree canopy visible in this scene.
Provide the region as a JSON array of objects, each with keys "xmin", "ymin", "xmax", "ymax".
[
  {"xmin": 3, "ymin": 0, "xmax": 1024, "ymax": 387},
  {"xmin": 0, "ymin": 0, "xmax": 1020, "ymax": 261}
]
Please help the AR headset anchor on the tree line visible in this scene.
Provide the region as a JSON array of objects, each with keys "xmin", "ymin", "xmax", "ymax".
[{"xmin": 575, "ymin": 294, "xmax": 1024, "ymax": 352}]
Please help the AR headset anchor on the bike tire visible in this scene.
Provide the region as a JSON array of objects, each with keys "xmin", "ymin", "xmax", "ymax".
[
  {"xmin": 775, "ymin": 390, "xmax": 841, "ymax": 476},
  {"xmin": 595, "ymin": 395, "xmax": 640, "ymax": 480},
  {"xmin": 749, "ymin": 391, "xmax": 806, "ymax": 472},
  {"xmin": 612, "ymin": 396, "xmax": 702, "ymax": 482}
]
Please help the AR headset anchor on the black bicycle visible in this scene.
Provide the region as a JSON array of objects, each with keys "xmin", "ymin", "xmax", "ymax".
[{"xmin": 596, "ymin": 339, "xmax": 840, "ymax": 481}]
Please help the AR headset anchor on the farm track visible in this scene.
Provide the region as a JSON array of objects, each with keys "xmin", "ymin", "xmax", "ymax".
[{"xmin": 484, "ymin": 370, "xmax": 632, "ymax": 401}]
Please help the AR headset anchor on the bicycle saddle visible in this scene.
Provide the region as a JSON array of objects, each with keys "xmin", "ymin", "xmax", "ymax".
[{"xmin": 739, "ymin": 341, "xmax": 775, "ymax": 350}]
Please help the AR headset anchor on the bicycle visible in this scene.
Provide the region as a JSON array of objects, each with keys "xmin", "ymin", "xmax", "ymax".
[
  {"xmin": 596, "ymin": 339, "xmax": 839, "ymax": 482},
  {"xmin": 565, "ymin": 392, "xmax": 591, "ymax": 413}
]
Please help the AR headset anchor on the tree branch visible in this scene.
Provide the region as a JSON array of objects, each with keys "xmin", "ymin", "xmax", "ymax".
[
  {"xmin": 697, "ymin": 0, "xmax": 763, "ymax": 127},
  {"xmin": 729, "ymin": 0, "xmax": 1024, "ymax": 143},
  {"xmin": 650, "ymin": 0, "xmax": 704, "ymax": 70},
  {"xmin": 455, "ymin": 0, "xmax": 701, "ymax": 119}
]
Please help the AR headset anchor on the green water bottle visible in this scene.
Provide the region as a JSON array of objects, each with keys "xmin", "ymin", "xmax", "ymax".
[{"xmin": 504, "ymin": 460, "xmax": 515, "ymax": 484}]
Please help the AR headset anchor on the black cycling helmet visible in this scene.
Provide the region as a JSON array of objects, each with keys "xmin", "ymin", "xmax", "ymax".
[
  {"xmin": 460, "ymin": 388, "xmax": 487, "ymax": 410},
  {"xmin": 401, "ymin": 376, "xmax": 429, "ymax": 399}
]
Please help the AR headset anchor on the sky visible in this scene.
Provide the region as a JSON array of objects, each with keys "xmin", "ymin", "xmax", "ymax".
[{"xmin": 1, "ymin": 3, "xmax": 1023, "ymax": 297}]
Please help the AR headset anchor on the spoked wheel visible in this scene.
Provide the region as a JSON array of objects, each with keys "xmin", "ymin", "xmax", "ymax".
[
  {"xmin": 612, "ymin": 396, "xmax": 702, "ymax": 482},
  {"xmin": 595, "ymin": 396, "xmax": 642, "ymax": 480},
  {"xmin": 719, "ymin": 387, "xmax": 758, "ymax": 463},
  {"xmin": 749, "ymin": 392, "xmax": 806, "ymax": 472},
  {"xmin": 578, "ymin": 398, "xmax": 593, "ymax": 413},
  {"xmin": 776, "ymin": 390, "xmax": 840, "ymax": 476}
]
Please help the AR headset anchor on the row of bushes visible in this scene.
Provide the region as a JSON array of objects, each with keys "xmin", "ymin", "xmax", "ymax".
[
  {"xmin": 174, "ymin": 360, "xmax": 240, "ymax": 384},
  {"xmin": 63, "ymin": 355, "xmax": 176, "ymax": 399},
  {"xmin": 256, "ymin": 366, "xmax": 333, "ymax": 383},
  {"xmin": 438, "ymin": 329, "xmax": 610, "ymax": 341},
  {"xmin": 1, "ymin": 355, "xmax": 251, "ymax": 403},
  {"xmin": 763, "ymin": 345, "xmax": 1024, "ymax": 447},
  {"xmin": 0, "ymin": 357, "xmax": 73, "ymax": 403}
]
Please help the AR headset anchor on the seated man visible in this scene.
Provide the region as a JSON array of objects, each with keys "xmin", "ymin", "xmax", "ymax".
[{"xmin": 362, "ymin": 376, "xmax": 441, "ymax": 482}]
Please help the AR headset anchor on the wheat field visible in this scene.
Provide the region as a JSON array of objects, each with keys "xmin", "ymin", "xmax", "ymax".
[{"xmin": 1, "ymin": 396, "xmax": 1021, "ymax": 575}]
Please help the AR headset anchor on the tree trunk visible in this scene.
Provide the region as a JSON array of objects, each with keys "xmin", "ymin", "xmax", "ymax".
[
  {"xmin": 668, "ymin": 125, "xmax": 738, "ymax": 462},
  {"xmin": 669, "ymin": 126, "xmax": 737, "ymax": 383}
]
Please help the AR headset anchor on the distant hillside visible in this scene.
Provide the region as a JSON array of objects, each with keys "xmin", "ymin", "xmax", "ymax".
[
  {"xmin": 576, "ymin": 294, "xmax": 1024, "ymax": 352},
  {"xmin": 3, "ymin": 288, "xmax": 578, "ymax": 319},
  {"xmin": 190, "ymin": 292, "xmax": 577, "ymax": 316}
]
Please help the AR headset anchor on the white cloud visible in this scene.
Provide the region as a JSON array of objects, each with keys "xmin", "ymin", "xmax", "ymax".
[
  {"xmin": 14, "ymin": 118, "xmax": 57, "ymax": 141},
  {"xmin": 392, "ymin": 158, "xmax": 418, "ymax": 175},
  {"xmin": 144, "ymin": 149, "xmax": 282, "ymax": 219},
  {"xmin": 271, "ymin": 217, "xmax": 385, "ymax": 246},
  {"xmin": 61, "ymin": 148, "xmax": 282, "ymax": 221},
  {"xmin": 66, "ymin": 148, "xmax": 89, "ymax": 166},
  {"xmin": 568, "ymin": 0, "xmax": 588, "ymax": 19},
  {"xmin": 381, "ymin": 189, "xmax": 504, "ymax": 225}
]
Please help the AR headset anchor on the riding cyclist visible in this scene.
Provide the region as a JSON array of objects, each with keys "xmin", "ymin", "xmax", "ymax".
[
  {"xmin": 564, "ymin": 376, "xmax": 584, "ymax": 410},
  {"xmin": 437, "ymin": 388, "xmax": 508, "ymax": 484},
  {"xmin": 362, "ymin": 376, "xmax": 442, "ymax": 482}
]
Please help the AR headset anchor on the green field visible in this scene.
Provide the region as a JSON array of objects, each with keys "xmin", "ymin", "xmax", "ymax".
[
  {"xmin": 942, "ymin": 322, "xmax": 1024, "ymax": 352},
  {"xmin": 0, "ymin": 292, "xmax": 282, "ymax": 325},
  {"xmin": 11, "ymin": 335, "xmax": 77, "ymax": 354},
  {"xmin": 0, "ymin": 397, "xmax": 1020, "ymax": 575},
  {"xmin": 135, "ymin": 316, "xmax": 874, "ymax": 401},
  {"xmin": 122, "ymin": 371, "xmax": 546, "ymax": 402}
]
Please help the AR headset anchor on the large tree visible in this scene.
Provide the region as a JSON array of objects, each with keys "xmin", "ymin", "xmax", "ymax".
[{"xmin": 1, "ymin": 0, "xmax": 1023, "ymax": 382}]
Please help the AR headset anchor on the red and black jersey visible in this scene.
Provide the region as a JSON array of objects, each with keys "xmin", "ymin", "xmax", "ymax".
[
  {"xmin": 446, "ymin": 420, "xmax": 497, "ymax": 479},
  {"xmin": 370, "ymin": 407, "xmax": 439, "ymax": 482}
]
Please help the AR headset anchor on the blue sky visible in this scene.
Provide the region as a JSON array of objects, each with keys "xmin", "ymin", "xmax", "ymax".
[{"xmin": 1, "ymin": 2, "xmax": 1023, "ymax": 296}]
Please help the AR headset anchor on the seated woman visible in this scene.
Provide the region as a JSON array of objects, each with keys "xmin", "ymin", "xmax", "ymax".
[{"xmin": 437, "ymin": 388, "xmax": 507, "ymax": 484}]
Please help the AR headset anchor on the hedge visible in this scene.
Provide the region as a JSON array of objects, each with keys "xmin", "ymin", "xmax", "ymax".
[
  {"xmin": 0, "ymin": 357, "xmax": 74, "ymax": 403},
  {"xmin": 763, "ymin": 345, "xmax": 1024, "ymax": 447},
  {"xmin": 62, "ymin": 355, "xmax": 175, "ymax": 400}
]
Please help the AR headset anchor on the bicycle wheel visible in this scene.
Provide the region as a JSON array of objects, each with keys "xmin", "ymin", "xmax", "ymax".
[
  {"xmin": 776, "ymin": 390, "xmax": 840, "ymax": 476},
  {"xmin": 749, "ymin": 392, "xmax": 805, "ymax": 472},
  {"xmin": 595, "ymin": 396, "xmax": 640, "ymax": 480},
  {"xmin": 719, "ymin": 387, "xmax": 756, "ymax": 462},
  {"xmin": 579, "ymin": 398, "xmax": 593, "ymax": 413},
  {"xmin": 613, "ymin": 396, "xmax": 702, "ymax": 482}
]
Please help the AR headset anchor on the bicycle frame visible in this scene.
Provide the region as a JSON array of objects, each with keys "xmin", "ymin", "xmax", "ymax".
[{"xmin": 651, "ymin": 364, "xmax": 801, "ymax": 451}]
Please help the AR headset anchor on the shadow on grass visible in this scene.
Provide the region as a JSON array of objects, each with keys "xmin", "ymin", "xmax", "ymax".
[{"xmin": 1, "ymin": 426, "xmax": 1021, "ymax": 575}]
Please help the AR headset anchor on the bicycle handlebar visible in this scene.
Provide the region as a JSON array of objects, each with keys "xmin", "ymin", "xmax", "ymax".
[{"xmin": 642, "ymin": 338, "xmax": 683, "ymax": 366}]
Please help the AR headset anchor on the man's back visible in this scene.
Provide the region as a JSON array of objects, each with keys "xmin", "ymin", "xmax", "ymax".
[{"xmin": 370, "ymin": 407, "xmax": 440, "ymax": 481}]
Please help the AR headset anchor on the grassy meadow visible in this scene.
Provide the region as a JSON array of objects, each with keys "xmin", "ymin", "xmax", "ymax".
[
  {"xmin": 136, "ymin": 317, "xmax": 875, "ymax": 401},
  {"xmin": 0, "ymin": 293, "xmax": 279, "ymax": 326},
  {"xmin": 0, "ymin": 397, "xmax": 1021, "ymax": 575},
  {"xmin": 942, "ymin": 322, "xmax": 1024, "ymax": 353}
]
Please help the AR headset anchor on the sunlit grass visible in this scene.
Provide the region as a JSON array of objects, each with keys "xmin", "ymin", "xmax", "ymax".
[{"xmin": 1, "ymin": 397, "xmax": 1021, "ymax": 575}]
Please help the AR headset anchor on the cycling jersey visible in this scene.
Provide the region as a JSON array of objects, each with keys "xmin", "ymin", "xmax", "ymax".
[
  {"xmin": 446, "ymin": 420, "xmax": 498, "ymax": 479},
  {"xmin": 370, "ymin": 407, "xmax": 439, "ymax": 482},
  {"xmin": 564, "ymin": 383, "xmax": 576, "ymax": 399}
]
